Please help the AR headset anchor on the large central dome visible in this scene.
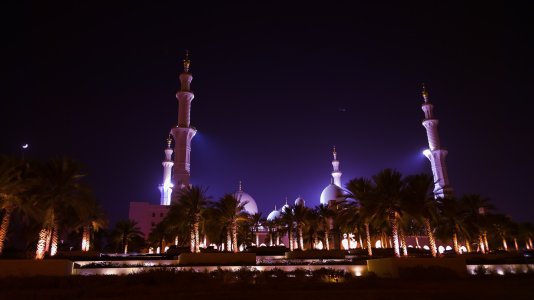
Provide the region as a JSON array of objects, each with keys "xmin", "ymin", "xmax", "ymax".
[
  {"xmin": 234, "ymin": 185, "xmax": 258, "ymax": 215},
  {"xmin": 320, "ymin": 182, "xmax": 346, "ymax": 205}
]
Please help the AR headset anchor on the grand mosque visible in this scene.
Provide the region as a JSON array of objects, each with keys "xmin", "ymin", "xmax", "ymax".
[{"xmin": 129, "ymin": 52, "xmax": 456, "ymax": 252}]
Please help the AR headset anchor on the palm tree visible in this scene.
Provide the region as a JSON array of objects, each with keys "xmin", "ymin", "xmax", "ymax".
[
  {"xmin": 281, "ymin": 205, "xmax": 295, "ymax": 251},
  {"xmin": 403, "ymin": 173, "xmax": 439, "ymax": 257},
  {"xmin": 0, "ymin": 156, "xmax": 30, "ymax": 255},
  {"xmin": 162, "ymin": 200, "xmax": 190, "ymax": 248},
  {"xmin": 460, "ymin": 194, "xmax": 494, "ymax": 253},
  {"xmin": 315, "ymin": 204, "xmax": 333, "ymax": 250},
  {"xmin": 211, "ymin": 193, "xmax": 248, "ymax": 252},
  {"xmin": 74, "ymin": 192, "xmax": 107, "ymax": 252},
  {"xmin": 345, "ymin": 177, "xmax": 374, "ymax": 256},
  {"xmin": 437, "ymin": 196, "xmax": 469, "ymax": 254},
  {"xmin": 489, "ymin": 213, "xmax": 514, "ymax": 251},
  {"xmin": 292, "ymin": 204, "xmax": 308, "ymax": 250},
  {"xmin": 32, "ymin": 158, "xmax": 87, "ymax": 259},
  {"xmin": 148, "ymin": 221, "xmax": 172, "ymax": 253},
  {"xmin": 173, "ymin": 185, "xmax": 209, "ymax": 253},
  {"xmin": 249, "ymin": 212, "xmax": 263, "ymax": 247},
  {"xmin": 371, "ymin": 169, "xmax": 405, "ymax": 258},
  {"xmin": 113, "ymin": 219, "xmax": 143, "ymax": 254},
  {"xmin": 303, "ymin": 208, "xmax": 320, "ymax": 249}
]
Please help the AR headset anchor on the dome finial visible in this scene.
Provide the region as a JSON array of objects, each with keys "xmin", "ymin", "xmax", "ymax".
[
  {"xmin": 238, "ymin": 180, "xmax": 243, "ymax": 192},
  {"xmin": 183, "ymin": 50, "xmax": 191, "ymax": 73},
  {"xmin": 330, "ymin": 177, "xmax": 334, "ymax": 184},
  {"xmin": 274, "ymin": 204, "xmax": 277, "ymax": 210},
  {"xmin": 285, "ymin": 197, "xmax": 288, "ymax": 205},
  {"xmin": 422, "ymin": 83, "xmax": 429, "ymax": 102},
  {"xmin": 333, "ymin": 145, "xmax": 337, "ymax": 160},
  {"xmin": 166, "ymin": 135, "xmax": 172, "ymax": 148}
]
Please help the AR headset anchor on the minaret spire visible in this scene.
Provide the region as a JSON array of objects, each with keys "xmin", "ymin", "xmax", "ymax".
[
  {"xmin": 158, "ymin": 136, "xmax": 175, "ymax": 205},
  {"xmin": 420, "ymin": 84, "xmax": 453, "ymax": 198},
  {"xmin": 183, "ymin": 50, "xmax": 190, "ymax": 73},
  {"xmin": 331, "ymin": 146, "xmax": 342, "ymax": 187},
  {"xmin": 238, "ymin": 181, "xmax": 243, "ymax": 192},
  {"xmin": 170, "ymin": 50, "xmax": 197, "ymax": 190}
]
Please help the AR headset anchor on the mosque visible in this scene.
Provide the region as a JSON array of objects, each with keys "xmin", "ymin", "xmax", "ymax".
[{"xmin": 129, "ymin": 53, "xmax": 459, "ymax": 253}]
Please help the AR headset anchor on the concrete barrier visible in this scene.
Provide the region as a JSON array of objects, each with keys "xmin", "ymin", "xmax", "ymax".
[
  {"xmin": 0, "ymin": 259, "xmax": 74, "ymax": 277},
  {"xmin": 178, "ymin": 253, "xmax": 256, "ymax": 265},
  {"xmin": 285, "ymin": 250, "xmax": 346, "ymax": 259},
  {"xmin": 367, "ymin": 257, "xmax": 467, "ymax": 278}
]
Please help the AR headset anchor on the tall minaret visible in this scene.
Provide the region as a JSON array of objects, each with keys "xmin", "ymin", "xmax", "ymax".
[
  {"xmin": 170, "ymin": 50, "xmax": 197, "ymax": 190},
  {"xmin": 158, "ymin": 136, "xmax": 174, "ymax": 205},
  {"xmin": 421, "ymin": 84, "xmax": 453, "ymax": 198},
  {"xmin": 331, "ymin": 146, "xmax": 342, "ymax": 187}
]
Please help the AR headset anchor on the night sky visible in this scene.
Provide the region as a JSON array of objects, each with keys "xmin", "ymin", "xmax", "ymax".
[{"xmin": 4, "ymin": 2, "xmax": 533, "ymax": 225}]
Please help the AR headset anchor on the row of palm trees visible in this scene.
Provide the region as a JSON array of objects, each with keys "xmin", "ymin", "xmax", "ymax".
[
  {"xmin": 0, "ymin": 156, "xmax": 107, "ymax": 258},
  {"xmin": 152, "ymin": 169, "xmax": 533, "ymax": 258}
]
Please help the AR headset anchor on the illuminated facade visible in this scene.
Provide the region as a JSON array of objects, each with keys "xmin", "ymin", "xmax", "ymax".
[
  {"xmin": 171, "ymin": 51, "xmax": 197, "ymax": 189},
  {"xmin": 421, "ymin": 85, "xmax": 453, "ymax": 198}
]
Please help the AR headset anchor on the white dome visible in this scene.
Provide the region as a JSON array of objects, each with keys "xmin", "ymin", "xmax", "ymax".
[
  {"xmin": 267, "ymin": 209, "xmax": 281, "ymax": 221},
  {"xmin": 294, "ymin": 196, "xmax": 305, "ymax": 207},
  {"xmin": 320, "ymin": 183, "xmax": 345, "ymax": 205},
  {"xmin": 234, "ymin": 190, "xmax": 258, "ymax": 215}
]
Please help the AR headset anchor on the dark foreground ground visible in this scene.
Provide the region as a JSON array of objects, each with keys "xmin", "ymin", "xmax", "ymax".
[{"xmin": 1, "ymin": 271, "xmax": 533, "ymax": 300}]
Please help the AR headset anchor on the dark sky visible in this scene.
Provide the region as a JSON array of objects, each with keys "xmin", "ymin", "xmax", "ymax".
[{"xmin": 4, "ymin": 1, "xmax": 533, "ymax": 225}]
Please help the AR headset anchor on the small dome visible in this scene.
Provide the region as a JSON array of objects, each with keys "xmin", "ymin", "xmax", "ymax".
[
  {"xmin": 267, "ymin": 209, "xmax": 281, "ymax": 221},
  {"xmin": 294, "ymin": 196, "xmax": 305, "ymax": 207},
  {"xmin": 320, "ymin": 183, "xmax": 346, "ymax": 206},
  {"xmin": 234, "ymin": 190, "xmax": 258, "ymax": 215}
]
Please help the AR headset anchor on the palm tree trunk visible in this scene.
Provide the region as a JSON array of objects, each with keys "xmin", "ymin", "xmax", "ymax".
[
  {"xmin": 478, "ymin": 234, "xmax": 486, "ymax": 254},
  {"xmin": 298, "ymin": 225, "xmax": 304, "ymax": 250},
  {"xmin": 528, "ymin": 238, "xmax": 533, "ymax": 249},
  {"xmin": 423, "ymin": 218, "xmax": 437, "ymax": 258},
  {"xmin": 190, "ymin": 226, "xmax": 195, "ymax": 253},
  {"xmin": 399, "ymin": 227, "xmax": 408, "ymax": 257},
  {"xmin": 415, "ymin": 236, "xmax": 420, "ymax": 248},
  {"xmin": 226, "ymin": 227, "xmax": 232, "ymax": 252},
  {"xmin": 324, "ymin": 222, "xmax": 330, "ymax": 251},
  {"xmin": 389, "ymin": 211, "xmax": 400, "ymax": 258},
  {"xmin": 483, "ymin": 232, "xmax": 489, "ymax": 252},
  {"xmin": 365, "ymin": 223, "xmax": 372, "ymax": 256},
  {"xmin": 50, "ymin": 223, "xmax": 59, "ymax": 257},
  {"xmin": 465, "ymin": 239, "xmax": 471, "ymax": 253},
  {"xmin": 255, "ymin": 229, "xmax": 259, "ymax": 247},
  {"xmin": 514, "ymin": 238, "xmax": 518, "ymax": 251},
  {"xmin": 232, "ymin": 221, "xmax": 238, "ymax": 253},
  {"xmin": 45, "ymin": 227, "xmax": 52, "ymax": 252},
  {"xmin": 501, "ymin": 236, "xmax": 508, "ymax": 251},
  {"xmin": 452, "ymin": 231, "xmax": 460, "ymax": 254},
  {"xmin": 174, "ymin": 236, "xmax": 178, "ymax": 246},
  {"xmin": 194, "ymin": 221, "xmax": 200, "ymax": 253},
  {"xmin": 288, "ymin": 224, "xmax": 293, "ymax": 251},
  {"xmin": 0, "ymin": 207, "xmax": 13, "ymax": 255},
  {"xmin": 81, "ymin": 225, "xmax": 90, "ymax": 252},
  {"xmin": 35, "ymin": 227, "xmax": 48, "ymax": 259},
  {"xmin": 358, "ymin": 233, "xmax": 363, "ymax": 250}
]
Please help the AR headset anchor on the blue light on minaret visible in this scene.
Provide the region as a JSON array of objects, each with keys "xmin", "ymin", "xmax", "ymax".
[
  {"xmin": 158, "ymin": 136, "xmax": 174, "ymax": 205},
  {"xmin": 421, "ymin": 84, "xmax": 453, "ymax": 198},
  {"xmin": 170, "ymin": 50, "xmax": 197, "ymax": 190}
]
